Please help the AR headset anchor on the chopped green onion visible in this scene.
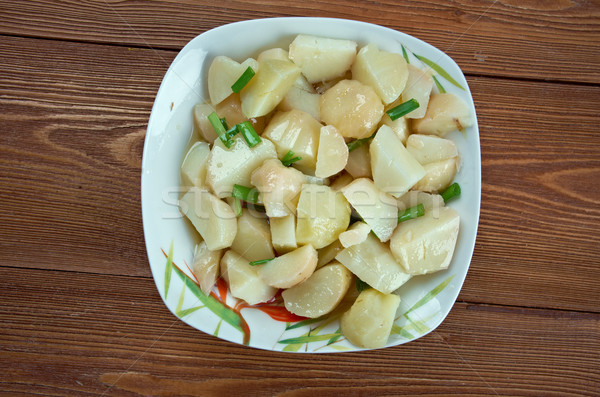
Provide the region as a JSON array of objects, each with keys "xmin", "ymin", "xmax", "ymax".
[
  {"xmin": 231, "ymin": 66, "xmax": 256, "ymax": 93},
  {"xmin": 401, "ymin": 44, "xmax": 410, "ymax": 64},
  {"xmin": 281, "ymin": 150, "xmax": 302, "ymax": 167},
  {"xmin": 249, "ymin": 258, "xmax": 274, "ymax": 266},
  {"xmin": 356, "ymin": 278, "xmax": 371, "ymax": 292},
  {"xmin": 220, "ymin": 117, "xmax": 229, "ymax": 130},
  {"xmin": 386, "ymin": 98, "xmax": 420, "ymax": 121},
  {"xmin": 441, "ymin": 182, "xmax": 461, "ymax": 203},
  {"xmin": 232, "ymin": 184, "xmax": 260, "ymax": 204},
  {"xmin": 398, "ymin": 203, "xmax": 425, "ymax": 223},
  {"xmin": 237, "ymin": 121, "xmax": 261, "ymax": 148},
  {"xmin": 432, "ymin": 75, "xmax": 446, "ymax": 94},
  {"xmin": 233, "ymin": 197, "xmax": 242, "ymax": 217},
  {"xmin": 208, "ymin": 111, "xmax": 233, "ymax": 148},
  {"xmin": 347, "ymin": 132, "xmax": 376, "ymax": 152}
]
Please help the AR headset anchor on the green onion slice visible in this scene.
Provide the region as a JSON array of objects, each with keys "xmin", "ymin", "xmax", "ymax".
[
  {"xmin": 231, "ymin": 66, "xmax": 256, "ymax": 93},
  {"xmin": 233, "ymin": 197, "xmax": 242, "ymax": 217},
  {"xmin": 281, "ymin": 150, "xmax": 302, "ymax": 167},
  {"xmin": 398, "ymin": 203, "xmax": 425, "ymax": 223},
  {"xmin": 441, "ymin": 182, "xmax": 461, "ymax": 203},
  {"xmin": 232, "ymin": 184, "xmax": 260, "ymax": 204},
  {"xmin": 208, "ymin": 111, "xmax": 233, "ymax": 148},
  {"xmin": 356, "ymin": 278, "xmax": 371, "ymax": 292},
  {"xmin": 237, "ymin": 121, "xmax": 261, "ymax": 148},
  {"xmin": 386, "ymin": 98, "xmax": 420, "ymax": 121},
  {"xmin": 249, "ymin": 258, "xmax": 274, "ymax": 266},
  {"xmin": 347, "ymin": 132, "xmax": 376, "ymax": 152}
]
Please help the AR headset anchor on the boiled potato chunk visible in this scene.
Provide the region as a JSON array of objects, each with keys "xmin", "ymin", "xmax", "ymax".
[
  {"xmin": 341, "ymin": 289, "xmax": 400, "ymax": 349},
  {"xmin": 230, "ymin": 209, "xmax": 274, "ymax": 262},
  {"xmin": 296, "ymin": 184, "xmax": 351, "ymax": 249},
  {"xmin": 270, "ymin": 214, "xmax": 297, "ymax": 254},
  {"xmin": 411, "ymin": 157, "xmax": 458, "ymax": 193},
  {"xmin": 289, "ymin": 34, "xmax": 357, "ymax": 83},
  {"xmin": 316, "ymin": 239, "xmax": 343, "ymax": 268},
  {"xmin": 206, "ymin": 135, "xmax": 277, "ymax": 197},
  {"xmin": 406, "ymin": 134, "xmax": 458, "ymax": 165},
  {"xmin": 370, "ymin": 125, "xmax": 426, "ymax": 197},
  {"xmin": 329, "ymin": 171, "xmax": 354, "ymax": 192},
  {"xmin": 279, "ymin": 75, "xmax": 321, "ymax": 121},
  {"xmin": 181, "ymin": 141, "xmax": 210, "ymax": 187},
  {"xmin": 251, "ymin": 159, "xmax": 305, "ymax": 217},
  {"xmin": 402, "ymin": 64, "xmax": 434, "ymax": 119},
  {"xmin": 412, "ymin": 93, "xmax": 473, "ymax": 136},
  {"xmin": 381, "ymin": 113, "xmax": 409, "ymax": 145},
  {"xmin": 282, "ymin": 262, "xmax": 352, "ymax": 318},
  {"xmin": 315, "ymin": 125, "xmax": 348, "ymax": 178},
  {"xmin": 397, "ymin": 191, "xmax": 445, "ymax": 213},
  {"xmin": 320, "ymin": 79, "xmax": 384, "ymax": 139},
  {"xmin": 336, "ymin": 232, "xmax": 411, "ymax": 294},
  {"xmin": 220, "ymin": 250, "xmax": 276, "ymax": 305},
  {"xmin": 193, "ymin": 103, "xmax": 219, "ymax": 142},
  {"xmin": 190, "ymin": 241, "xmax": 223, "ymax": 295},
  {"xmin": 351, "ymin": 43, "xmax": 408, "ymax": 105},
  {"xmin": 257, "ymin": 244, "xmax": 318, "ymax": 289},
  {"xmin": 339, "ymin": 221, "xmax": 371, "ymax": 248},
  {"xmin": 344, "ymin": 144, "xmax": 372, "ymax": 179},
  {"xmin": 341, "ymin": 178, "xmax": 398, "ymax": 243},
  {"xmin": 263, "ymin": 109, "xmax": 321, "ymax": 175},
  {"xmin": 257, "ymin": 47, "xmax": 289, "ymax": 62},
  {"xmin": 241, "ymin": 58, "xmax": 301, "ymax": 118},
  {"xmin": 208, "ymin": 56, "xmax": 259, "ymax": 105},
  {"xmin": 390, "ymin": 206, "xmax": 460, "ymax": 275},
  {"xmin": 179, "ymin": 189, "xmax": 237, "ymax": 250},
  {"xmin": 216, "ymin": 94, "xmax": 265, "ymax": 135}
]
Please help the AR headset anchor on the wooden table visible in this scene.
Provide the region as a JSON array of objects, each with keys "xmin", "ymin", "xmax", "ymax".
[{"xmin": 1, "ymin": 1, "xmax": 598, "ymax": 395}]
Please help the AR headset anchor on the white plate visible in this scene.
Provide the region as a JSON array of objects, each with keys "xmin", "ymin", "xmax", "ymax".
[{"xmin": 141, "ymin": 17, "xmax": 481, "ymax": 352}]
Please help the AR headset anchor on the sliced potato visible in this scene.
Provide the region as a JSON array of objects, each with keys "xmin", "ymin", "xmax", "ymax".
[
  {"xmin": 263, "ymin": 109, "xmax": 322, "ymax": 175},
  {"xmin": 316, "ymin": 239, "xmax": 344, "ymax": 268},
  {"xmin": 390, "ymin": 206, "xmax": 460, "ymax": 275},
  {"xmin": 193, "ymin": 103, "xmax": 219, "ymax": 143},
  {"xmin": 230, "ymin": 208, "xmax": 274, "ymax": 262},
  {"xmin": 412, "ymin": 93, "xmax": 473, "ymax": 137},
  {"xmin": 279, "ymin": 74, "xmax": 321, "ymax": 121},
  {"xmin": 344, "ymin": 143, "xmax": 372, "ymax": 179},
  {"xmin": 370, "ymin": 125, "xmax": 425, "ymax": 197},
  {"xmin": 289, "ymin": 34, "xmax": 357, "ymax": 83},
  {"xmin": 241, "ymin": 58, "xmax": 301, "ymax": 118},
  {"xmin": 340, "ymin": 178, "xmax": 398, "ymax": 243},
  {"xmin": 341, "ymin": 289, "xmax": 400, "ymax": 349},
  {"xmin": 257, "ymin": 47, "xmax": 289, "ymax": 63},
  {"xmin": 381, "ymin": 113, "xmax": 409, "ymax": 145},
  {"xmin": 208, "ymin": 56, "xmax": 259, "ymax": 105},
  {"xmin": 339, "ymin": 221, "xmax": 371, "ymax": 248},
  {"xmin": 220, "ymin": 250, "xmax": 277, "ymax": 305},
  {"xmin": 282, "ymin": 262, "xmax": 352, "ymax": 318},
  {"xmin": 406, "ymin": 134, "xmax": 458, "ymax": 165},
  {"xmin": 320, "ymin": 79, "xmax": 384, "ymax": 139},
  {"xmin": 304, "ymin": 174, "xmax": 330, "ymax": 186},
  {"xmin": 190, "ymin": 241, "xmax": 223, "ymax": 295},
  {"xmin": 181, "ymin": 141, "xmax": 210, "ymax": 187},
  {"xmin": 411, "ymin": 157, "xmax": 458, "ymax": 193},
  {"xmin": 296, "ymin": 184, "xmax": 351, "ymax": 249},
  {"xmin": 216, "ymin": 94, "xmax": 265, "ymax": 135},
  {"xmin": 329, "ymin": 171, "xmax": 354, "ymax": 192},
  {"xmin": 179, "ymin": 188, "xmax": 237, "ymax": 250},
  {"xmin": 315, "ymin": 125, "xmax": 348, "ymax": 178},
  {"xmin": 402, "ymin": 64, "xmax": 434, "ymax": 119},
  {"xmin": 335, "ymin": 232, "xmax": 411, "ymax": 294},
  {"xmin": 351, "ymin": 43, "xmax": 408, "ymax": 105},
  {"xmin": 270, "ymin": 214, "xmax": 297, "ymax": 254},
  {"xmin": 206, "ymin": 135, "xmax": 277, "ymax": 197},
  {"xmin": 396, "ymin": 191, "xmax": 445, "ymax": 213},
  {"xmin": 257, "ymin": 244, "xmax": 318, "ymax": 289},
  {"xmin": 251, "ymin": 159, "xmax": 306, "ymax": 217}
]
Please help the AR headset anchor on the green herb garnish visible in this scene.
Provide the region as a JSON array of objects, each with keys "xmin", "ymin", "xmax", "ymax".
[
  {"xmin": 356, "ymin": 278, "xmax": 371, "ymax": 292},
  {"xmin": 232, "ymin": 184, "xmax": 260, "ymax": 204},
  {"xmin": 237, "ymin": 121, "xmax": 261, "ymax": 148},
  {"xmin": 398, "ymin": 203, "xmax": 425, "ymax": 223},
  {"xmin": 249, "ymin": 258, "xmax": 274, "ymax": 266},
  {"xmin": 233, "ymin": 197, "xmax": 242, "ymax": 217},
  {"xmin": 347, "ymin": 132, "xmax": 376, "ymax": 152},
  {"xmin": 386, "ymin": 98, "xmax": 420, "ymax": 121},
  {"xmin": 231, "ymin": 66, "xmax": 256, "ymax": 93},
  {"xmin": 208, "ymin": 111, "xmax": 233, "ymax": 148},
  {"xmin": 441, "ymin": 182, "xmax": 461, "ymax": 203},
  {"xmin": 281, "ymin": 150, "xmax": 302, "ymax": 167}
]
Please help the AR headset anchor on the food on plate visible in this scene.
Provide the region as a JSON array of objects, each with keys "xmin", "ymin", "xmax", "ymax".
[{"xmin": 178, "ymin": 33, "xmax": 471, "ymax": 349}]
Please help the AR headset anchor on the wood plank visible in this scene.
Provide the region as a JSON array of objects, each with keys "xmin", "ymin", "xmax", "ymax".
[
  {"xmin": 0, "ymin": 267, "xmax": 597, "ymax": 396},
  {"xmin": 0, "ymin": 36, "xmax": 599, "ymax": 312},
  {"xmin": 0, "ymin": 0, "xmax": 599, "ymax": 83}
]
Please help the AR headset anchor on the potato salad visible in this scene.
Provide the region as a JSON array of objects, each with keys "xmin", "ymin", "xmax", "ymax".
[{"xmin": 179, "ymin": 34, "xmax": 472, "ymax": 349}]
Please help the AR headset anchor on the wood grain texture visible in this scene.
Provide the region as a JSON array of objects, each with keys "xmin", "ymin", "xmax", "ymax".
[
  {"xmin": 0, "ymin": 0, "xmax": 599, "ymax": 83},
  {"xmin": 1, "ymin": 267, "xmax": 598, "ymax": 396}
]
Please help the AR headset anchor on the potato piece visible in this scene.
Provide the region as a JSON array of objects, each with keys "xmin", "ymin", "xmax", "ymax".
[
  {"xmin": 351, "ymin": 43, "xmax": 408, "ymax": 105},
  {"xmin": 296, "ymin": 184, "xmax": 351, "ymax": 249},
  {"xmin": 402, "ymin": 64, "xmax": 434, "ymax": 119},
  {"xmin": 329, "ymin": 171, "xmax": 354, "ymax": 192},
  {"xmin": 206, "ymin": 135, "xmax": 277, "ymax": 197},
  {"xmin": 282, "ymin": 262, "xmax": 352, "ymax": 318},
  {"xmin": 406, "ymin": 134, "xmax": 458, "ymax": 165},
  {"xmin": 279, "ymin": 85, "xmax": 321, "ymax": 122},
  {"xmin": 257, "ymin": 48, "xmax": 289, "ymax": 63},
  {"xmin": 230, "ymin": 209, "xmax": 274, "ymax": 262},
  {"xmin": 181, "ymin": 141, "xmax": 210, "ymax": 187},
  {"xmin": 344, "ymin": 143, "xmax": 372, "ymax": 179},
  {"xmin": 270, "ymin": 214, "xmax": 297, "ymax": 254},
  {"xmin": 335, "ymin": 233, "xmax": 411, "ymax": 294},
  {"xmin": 390, "ymin": 206, "xmax": 460, "ymax": 275},
  {"xmin": 257, "ymin": 244, "xmax": 318, "ymax": 289},
  {"xmin": 315, "ymin": 125, "xmax": 348, "ymax": 178},
  {"xmin": 316, "ymin": 239, "xmax": 343, "ymax": 268},
  {"xmin": 179, "ymin": 189, "xmax": 237, "ymax": 250},
  {"xmin": 320, "ymin": 79, "xmax": 384, "ymax": 139},
  {"xmin": 381, "ymin": 113, "xmax": 409, "ymax": 145},
  {"xmin": 250, "ymin": 159, "xmax": 305, "ymax": 217},
  {"xmin": 304, "ymin": 174, "xmax": 330, "ymax": 186},
  {"xmin": 215, "ymin": 94, "xmax": 265, "ymax": 135},
  {"xmin": 370, "ymin": 125, "xmax": 426, "ymax": 197},
  {"xmin": 190, "ymin": 241, "xmax": 223, "ymax": 295},
  {"xmin": 241, "ymin": 59, "xmax": 301, "ymax": 118},
  {"xmin": 341, "ymin": 178, "xmax": 398, "ymax": 243},
  {"xmin": 289, "ymin": 34, "xmax": 357, "ymax": 83},
  {"xmin": 339, "ymin": 221, "xmax": 371, "ymax": 248},
  {"xmin": 411, "ymin": 158, "xmax": 458, "ymax": 193},
  {"xmin": 208, "ymin": 56, "xmax": 259, "ymax": 105},
  {"xmin": 220, "ymin": 250, "xmax": 276, "ymax": 305},
  {"xmin": 412, "ymin": 93, "xmax": 473, "ymax": 137},
  {"xmin": 263, "ymin": 109, "xmax": 321, "ymax": 175},
  {"xmin": 397, "ymin": 191, "xmax": 445, "ymax": 213},
  {"xmin": 193, "ymin": 103, "xmax": 219, "ymax": 142},
  {"xmin": 341, "ymin": 289, "xmax": 400, "ymax": 349}
]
